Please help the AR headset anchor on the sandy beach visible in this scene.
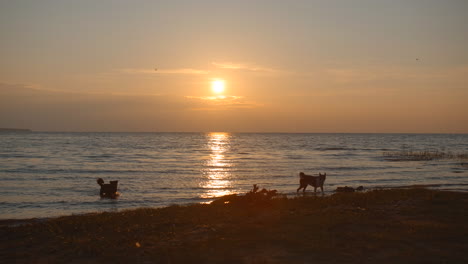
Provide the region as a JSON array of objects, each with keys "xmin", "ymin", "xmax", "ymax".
[{"xmin": 1, "ymin": 187, "xmax": 467, "ymax": 263}]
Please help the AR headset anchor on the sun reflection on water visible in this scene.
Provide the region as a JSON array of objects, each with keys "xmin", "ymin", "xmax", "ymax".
[{"xmin": 200, "ymin": 132, "xmax": 235, "ymax": 199}]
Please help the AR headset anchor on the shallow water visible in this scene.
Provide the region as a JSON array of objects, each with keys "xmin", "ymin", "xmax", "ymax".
[{"xmin": 1, "ymin": 132, "xmax": 467, "ymax": 219}]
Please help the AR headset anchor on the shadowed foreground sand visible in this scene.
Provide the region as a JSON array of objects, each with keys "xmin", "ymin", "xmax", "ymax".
[{"xmin": 1, "ymin": 188, "xmax": 468, "ymax": 263}]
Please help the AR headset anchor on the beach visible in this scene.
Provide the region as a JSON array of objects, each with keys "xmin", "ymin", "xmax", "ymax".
[{"xmin": 2, "ymin": 187, "xmax": 468, "ymax": 263}]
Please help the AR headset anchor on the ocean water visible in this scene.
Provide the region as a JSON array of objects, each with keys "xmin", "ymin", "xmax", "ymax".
[{"xmin": 1, "ymin": 132, "xmax": 467, "ymax": 219}]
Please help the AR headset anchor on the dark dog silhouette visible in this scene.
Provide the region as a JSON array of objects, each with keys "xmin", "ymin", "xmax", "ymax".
[
  {"xmin": 296, "ymin": 172, "xmax": 326, "ymax": 193},
  {"xmin": 97, "ymin": 178, "xmax": 118, "ymax": 198}
]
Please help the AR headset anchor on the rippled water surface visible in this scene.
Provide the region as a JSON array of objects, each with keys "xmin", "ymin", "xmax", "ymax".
[{"xmin": 1, "ymin": 132, "xmax": 467, "ymax": 219}]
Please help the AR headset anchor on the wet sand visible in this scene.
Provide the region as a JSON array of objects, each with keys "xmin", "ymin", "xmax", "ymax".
[{"xmin": 1, "ymin": 188, "xmax": 468, "ymax": 263}]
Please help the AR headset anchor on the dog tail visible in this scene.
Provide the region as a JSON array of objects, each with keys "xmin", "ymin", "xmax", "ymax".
[{"xmin": 97, "ymin": 178, "xmax": 104, "ymax": 186}]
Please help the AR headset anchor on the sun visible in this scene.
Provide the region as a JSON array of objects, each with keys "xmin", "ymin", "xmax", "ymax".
[{"xmin": 211, "ymin": 80, "xmax": 225, "ymax": 94}]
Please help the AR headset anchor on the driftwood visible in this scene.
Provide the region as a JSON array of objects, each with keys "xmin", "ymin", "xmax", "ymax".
[{"xmin": 335, "ymin": 186, "xmax": 364, "ymax": 193}]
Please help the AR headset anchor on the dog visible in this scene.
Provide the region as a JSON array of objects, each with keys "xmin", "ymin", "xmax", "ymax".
[
  {"xmin": 296, "ymin": 172, "xmax": 326, "ymax": 193},
  {"xmin": 97, "ymin": 178, "xmax": 119, "ymax": 198}
]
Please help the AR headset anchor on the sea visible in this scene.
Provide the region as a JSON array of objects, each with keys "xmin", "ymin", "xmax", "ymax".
[{"xmin": 1, "ymin": 132, "xmax": 467, "ymax": 219}]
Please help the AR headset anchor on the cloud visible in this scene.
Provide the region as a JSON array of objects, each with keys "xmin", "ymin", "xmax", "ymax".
[
  {"xmin": 117, "ymin": 68, "xmax": 210, "ymax": 75},
  {"xmin": 185, "ymin": 95, "xmax": 244, "ymax": 101},
  {"xmin": 324, "ymin": 68, "xmax": 380, "ymax": 83},
  {"xmin": 323, "ymin": 65, "xmax": 468, "ymax": 84},
  {"xmin": 116, "ymin": 62, "xmax": 290, "ymax": 76},
  {"xmin": 0, "ymin": 82, "xmax": 202, "ymax": 131},
  {"xmin": 185, "ymin": 95, "xmax": 262, "ymax": 110},
  {"xmin": 0, "ymin": 82, "xmax": 44, "ymax": 92},
  {"xmin": 212, "ymin": 62, "xmax": 278, "ymax": 73}
]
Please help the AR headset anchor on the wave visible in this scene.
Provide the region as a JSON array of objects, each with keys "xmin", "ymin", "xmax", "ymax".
[
  {"xmin": 377, "ymin": 183, "xmax": 468, "ymax": 189},
  {"xmin": 318, "ymin": 166, "xmax": 392, "ymax": 171},
  {"xmin": 0, "ymin": 168, "xmax": 199, "ymax": 175},
  {"xmin": 0, "ymin": 154, "xmax": 46, "ymax": 158},
  {"xmin": 284, "ymin": 155, "xmax": 305, "ymax": 160},
  {"xmin": 84, "ymin": 154, "xmax": 116, "ymax": 158},
  {"xmin": 315, "ymin": 147, "xmax": 357, "ymax": 151}
]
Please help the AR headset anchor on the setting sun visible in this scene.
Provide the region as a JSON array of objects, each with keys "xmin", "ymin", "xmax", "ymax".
[{"xmin": 211, "ymin": 80, "xmax": 225, "ymax": 94}]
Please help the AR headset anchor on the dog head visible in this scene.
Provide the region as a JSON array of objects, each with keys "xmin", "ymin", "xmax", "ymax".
[{"xmin": 319, "ymin": 173, "xmax": 327, "ymax": 181}]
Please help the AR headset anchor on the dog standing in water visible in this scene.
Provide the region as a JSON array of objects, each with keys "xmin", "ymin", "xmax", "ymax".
[
  {"xmin": 97, "ymin": 178, "xmax": 119, "ymax": 198},
  {"xmin": 296, "ymin": 172, "xmax": 327, "ymax": 193}
]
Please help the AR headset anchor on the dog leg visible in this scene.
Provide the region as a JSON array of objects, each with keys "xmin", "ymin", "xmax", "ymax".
[
  {"xmin": 297, "ymin": 186, "xmax": 302, "ymax": 193},
  {"xmin": 302, "ymin": 185, "xmax": 307, "ymax": 193}
]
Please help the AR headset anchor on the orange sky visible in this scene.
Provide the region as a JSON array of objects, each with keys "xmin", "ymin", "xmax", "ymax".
[{"xmin": 1, "ymin": 0, "xmax": 467, "ymax": 133}]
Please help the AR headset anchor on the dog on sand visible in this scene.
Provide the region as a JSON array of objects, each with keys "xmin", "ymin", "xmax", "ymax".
[{"xmin": 296, "ymin": 172, "xmax": 326, "ymax": 193}]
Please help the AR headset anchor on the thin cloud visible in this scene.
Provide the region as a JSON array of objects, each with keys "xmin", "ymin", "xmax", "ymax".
[
  {"xmin": 185, "ymin": 95, "xmax": 262, "ymax": 110},
  {"xmin": 0, "ymin": 81, "xmax": 163, "ymax": 97},
  {"xmin": 323, "ymin": 65, "xmax": 468, "ymax": 84},
  {"xmin": 118, "ymin": 68, "xmax": 210, "ymax": 75},
  {"xmin": 0, "ymin": 82, "xmax": 62, "ymax": 94},
  {"xmin": 186, "ymin": 95, "xmax": 244, "ymax": 101},
  {"xmin": 212, "ymin": 62, "xmax": 278, "ymax": 73}
]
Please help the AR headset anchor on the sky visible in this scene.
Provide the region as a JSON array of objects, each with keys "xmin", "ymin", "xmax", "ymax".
[{"xmin": 1, "ymin": 0, "xmax": 467, "ymax": 133}]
